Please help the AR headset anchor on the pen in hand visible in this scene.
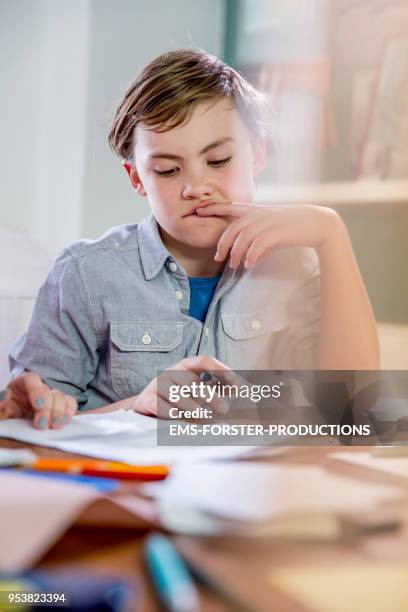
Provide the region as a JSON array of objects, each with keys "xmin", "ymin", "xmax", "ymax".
[{"xmin": 199, "ymin": 371, "xmax": 215, "ymax": 384}]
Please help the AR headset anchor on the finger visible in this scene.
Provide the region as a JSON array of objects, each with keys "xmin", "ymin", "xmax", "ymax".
[
  {"xmin": 160, "ymin": 370, "xmax": 203, "ymax": 412},
  {"xmin": 0, "ymin": 399, "xmax": 24, "ymax": 419},
  {"xmin": 62, "ymin": 395, "xmax": 78, "ymax": 426},
  {"xmin": 10, "ymin": 372, "xmax": 52, "ymax": 413},
  {"xmin": 33, "ymin": 385, "xmax": 62, "ymax": 430},
  {"xmin": 196, "ymin": 202, "xmax": 252, "ymax": 218},
  {"xmin": 214, "ymin": 219, "xmax": 247, "ymax": 262},
  {"xmin": 215, "ymin": 212, "xmax": 266, "ymax": 262},
  {"xmin": 155, "ymin": 395, "xmax": 176, "ymax": 419},
  {"xmin": 245, "ymin": 229, "xmax": 278, "ymax": 269},
  {"xmin": 0, "ymin": 399, "xmax": 8, "ymax": 419},
  {"xmin": 164, "ymin": 371, "xmax": 229, "ymax": 416},
  {"xmin": 33, "ymin": 391, "xmax": 54, "ymax": 430},
  {"xmin": 165, "ymin": 357, "xmax": 237, "ymax": 416},
  {"xmin": 158, "ymin": 386, "xmax": 203, "ymax": 415},
  {"xmin": 229, "ymin": 219, "xmax": 268, "ymax": 269},
  {"xmin": 49, "ymin": 390, "xmax": 71, "ymax": 429}
]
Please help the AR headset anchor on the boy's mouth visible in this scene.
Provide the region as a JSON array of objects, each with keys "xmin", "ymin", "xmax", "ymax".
[{"xmin": 183, "ymin": 200, "xmax": 218, "ymax": 217}]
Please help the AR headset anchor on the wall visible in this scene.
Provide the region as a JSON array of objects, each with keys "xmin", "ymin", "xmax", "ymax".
[
  {"xmin": 0, "ymin": 0, "xmax": 90, "ymax": 256},
  {"xmin": 333, "ymin": 203, "xmax": 408, "ymax": 325},
  {"xmin": 0, "ymin": 0, "xmax": 226, "ymax": 255},
  {"xmin": 81, "ymin": 0, "xmax": 225, "ymax": 239}
]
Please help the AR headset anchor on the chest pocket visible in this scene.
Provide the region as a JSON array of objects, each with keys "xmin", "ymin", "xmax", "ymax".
[
  {"xmin": 110, "ymin": 321, "xmax": 184, "ymax": 398},
  {"xmin": 221, "ymin": 305, "xmax": 288, "ymax": 370}
]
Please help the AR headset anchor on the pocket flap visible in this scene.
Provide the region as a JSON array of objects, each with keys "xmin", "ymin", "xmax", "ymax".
[
  {"xmin": 221, "ymin": 305, "xmax": 287, "ymax": 340},
  {"xmin": 111, "ymin": 321, "xmax": 183, "ymax": 352}
]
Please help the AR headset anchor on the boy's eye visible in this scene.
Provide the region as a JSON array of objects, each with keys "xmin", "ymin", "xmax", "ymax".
[
  {"xmin": 153, "ymin": 155, "xmax": 232, "ymax": 176},
  {"xmin": 208, "ymin": 155, "xmax": 232, "ymax": 167},
  {"xmin": 154, "ymin": 167, "xmax": 179, "ymax": 176}
]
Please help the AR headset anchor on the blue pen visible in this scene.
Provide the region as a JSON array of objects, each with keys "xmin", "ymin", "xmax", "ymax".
[{"xmin": 144, "ymin": 533, "xmax": 200, "ymax": 612}]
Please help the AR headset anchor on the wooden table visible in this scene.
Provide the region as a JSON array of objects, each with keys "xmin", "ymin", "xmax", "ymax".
[{"xmin": 1, "ymin": 438, "xmax": 408, "ymax": 611}]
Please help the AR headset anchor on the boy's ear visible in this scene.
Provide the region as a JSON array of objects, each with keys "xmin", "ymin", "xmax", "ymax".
[
  {"xmin": 123, "ymin": 162, "xmax": 147, "ymax": 196},
  {"xmin": 252, "ymin": 138, "xmax": 267, "ymax": 177}
]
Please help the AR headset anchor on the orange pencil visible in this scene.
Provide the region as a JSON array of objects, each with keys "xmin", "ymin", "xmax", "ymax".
[{"xmin": 27, "ymin": 458, "xmax": 169, "ymax": 481}]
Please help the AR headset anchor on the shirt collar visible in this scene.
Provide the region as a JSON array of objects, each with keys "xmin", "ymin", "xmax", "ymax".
[
  {"xmin": 137, "ymin": 214, "xmax": 172, "ymax": 280},
  {"xmin": 137, "ymin": 213, "xmax": 238, "ymax": 286}
]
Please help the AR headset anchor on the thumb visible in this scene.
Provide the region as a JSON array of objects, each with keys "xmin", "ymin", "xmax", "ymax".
[
  {"xmin": 10, "ymin": 373, "xmax": 53, "ymax": 413},
  {"xmin": 0, "ymin": 398, "xmax": 25, "ymax": 419}
]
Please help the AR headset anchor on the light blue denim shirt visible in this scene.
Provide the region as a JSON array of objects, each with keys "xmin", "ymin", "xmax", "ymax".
[{"xmin": 10, "ymin": 214, "xmax": 321, "ymax": 409}]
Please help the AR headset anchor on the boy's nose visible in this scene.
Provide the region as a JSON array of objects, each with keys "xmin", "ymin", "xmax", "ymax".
[{"xmin": 182, "ymin": 176, "xmax": 214, "ymax": 200}]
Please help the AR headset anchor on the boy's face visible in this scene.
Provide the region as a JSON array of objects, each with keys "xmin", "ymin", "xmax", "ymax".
[{"xmin": 126, "ymin": 98, "xmax": 265, "ymax": 251}]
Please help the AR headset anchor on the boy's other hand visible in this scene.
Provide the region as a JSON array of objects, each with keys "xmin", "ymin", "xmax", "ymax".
[
  {"xmin": 130, "ymin": 356, "xmax": 236, "ymax": 418},
  {"xmin": 0, "ymin": 372, "xmax": 77, "ymax": 430},
  {"xmin": 196, "ymin": 202, "xmax": 343, "ymax": 270}
]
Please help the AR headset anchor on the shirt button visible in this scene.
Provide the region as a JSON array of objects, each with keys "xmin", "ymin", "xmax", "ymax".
[
  {"xmin": 175, "ymin": 290, "xmax": 183, "ymax": 301},
  {"xmin": 169, "ymin": 262, "xmax": 177, "ymax": 272},
  {"xmin": 204, "ymin": 327, "xmax": 209, "ymax": 337},
  {"xmin": 251, "ymin": 320, "xmax": 261, "ymax": 330},
  {"xmin": 142, "ymin": 332, "xmax": 152, "ymax": 345}
]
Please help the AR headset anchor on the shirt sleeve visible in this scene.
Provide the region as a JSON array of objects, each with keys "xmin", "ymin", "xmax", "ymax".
[
  {"xmin": 282, "ymin": 256, "xmax": 321, "ymax": 370},
  {"xmin": 9, "ymin": 249, "xmax": 100, "ymax": 407}
]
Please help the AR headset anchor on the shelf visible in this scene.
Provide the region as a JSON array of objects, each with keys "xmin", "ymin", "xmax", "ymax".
[{"xmin": 254, "ymin": 181, "xmax": 408, "ymax": 206}]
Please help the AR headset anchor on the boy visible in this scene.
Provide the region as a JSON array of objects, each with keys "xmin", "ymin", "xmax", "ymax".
[{"xmin": 9, "ymin": 49, "xmax": 379, "ymax": 428}]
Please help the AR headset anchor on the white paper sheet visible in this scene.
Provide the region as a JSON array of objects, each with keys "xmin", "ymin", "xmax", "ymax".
[
  {"xmin": 144, "ymin": 463, "xmax": 402, "ymax": 522},
  {"xmin": 331, "ymin": 451, "xmax": 408, "ymax": 480},
  {"xmin": 0, "ymin": 410, "xmax": 265, "ymax": 465}
]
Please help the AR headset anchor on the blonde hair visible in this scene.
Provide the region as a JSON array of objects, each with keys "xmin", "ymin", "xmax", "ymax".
[{"xmin": 108, "ymin": 49, "xmax": 267, "ymax": 164}]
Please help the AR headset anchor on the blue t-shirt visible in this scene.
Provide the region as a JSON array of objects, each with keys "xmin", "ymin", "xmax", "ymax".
[{"xmin": 188, "ymin": 274, "xmax": 221, "ymax": 322}]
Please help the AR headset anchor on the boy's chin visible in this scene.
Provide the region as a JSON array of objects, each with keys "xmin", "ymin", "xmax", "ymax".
[
  {"xmin": 184, "ymin": 236, "xmax": 220, "ymax": 250},
  {"xmin": 173, "ymin": 219, "xmax": 226, "ymax": 249},
  {"xmin": 173, "ymin": 231, "xmax": 220, "ymax": 250}
]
